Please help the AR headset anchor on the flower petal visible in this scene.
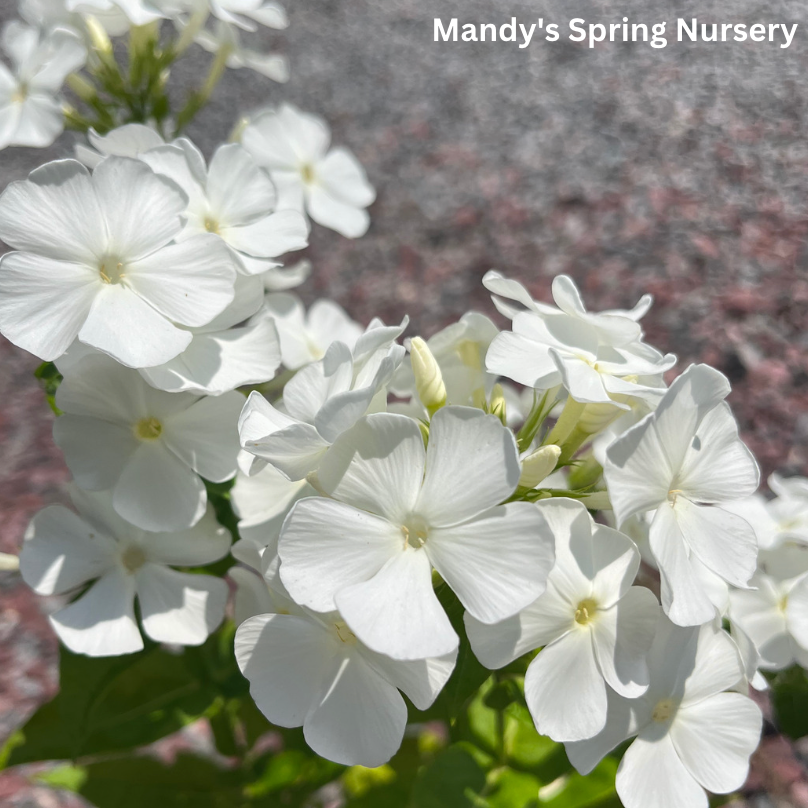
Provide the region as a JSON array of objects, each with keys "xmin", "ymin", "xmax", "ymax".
[
  {"xmin": 484, "ymin": 331, "xmax": 560, "ymax": 388},
  {"xmin": 223, "ymin": 209, "xmax": 309, "ymax": 260},
  {"xmin": 140, "ymin": 507, "xmax": 231, "ymax": 566},
  {"xmin": 207, "ymin": 143, "xmax": 276, "ymax": 224},
  {"xmin": 306, "ymin": 183, "xmax": 370, "ymax": 238},
  {"xmin": 316, "ymin": 147, "xmax": 375, "ymax": 207}
]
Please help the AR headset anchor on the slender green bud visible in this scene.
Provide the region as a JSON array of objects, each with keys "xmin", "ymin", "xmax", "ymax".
[
  {"xmin": 411, "ymin": 337, "xmax": 446, "ymax": 416},
  {"xmin": 65, "ymin": 73, "xmax": 97, "ymax": 102},
  {"xmin": 519, "ymin": 444, "xmax": 561, "ymax": 489},
  {"xmin": 85, "ymin": 16, "xmax": 113, "ymax": 55},
  {"xmin": 489, "ymin": 383, "xmax": 506, "ymax": 424}
]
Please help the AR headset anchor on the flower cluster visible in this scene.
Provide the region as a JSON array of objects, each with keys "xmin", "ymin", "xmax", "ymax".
[{"xmin": 2, "ymin": 3, "xmax": 799, "ymax": 806}]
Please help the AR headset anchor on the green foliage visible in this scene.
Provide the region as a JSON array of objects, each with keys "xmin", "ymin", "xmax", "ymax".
[
  {"xmin": 770, "ymin": 665, "xmax": 808, "ymax": 738},
  {"xmin": 34, "ymin": 361, "xmax": 63, "ymax": 414}
]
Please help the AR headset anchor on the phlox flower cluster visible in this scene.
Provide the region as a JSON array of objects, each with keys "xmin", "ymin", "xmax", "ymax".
[{"xmin": 0, "ymin": 4, "xmax": 795, "ymax": 805}]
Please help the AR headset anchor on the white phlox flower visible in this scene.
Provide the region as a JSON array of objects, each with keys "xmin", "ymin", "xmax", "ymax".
[
  {"xmin": 466, "ymin": 498, "xmax": 659, "ymax": 742},
  {"xmin": 140, "ymin": 138, "xmax": 309, "ymax": 276},
  {"xmin": 729, "ymin": 544, "xmax": 808, "ymax": 671},
  {"xmin": 391, "ymin": 312, "xmax": 500, "ymax": 409},
  {"xmin": 238, "ymin": 318, "xmax": 407, "ymax": 480},
  {"xmin": 0, "ymin": 22, "xmax": 86, "ymax": 149},
  {"xmin": 20, "ymin": 486, "xmax": 230, "ymax": 657},
  {"xmin": 241, "ymin": 103, "xmax": 375, "ymax": 238},
  {"xmin": 566, "ymin": 618, "xmax": 762, "ymax": 808},
  {"xmin": 75, "ymin": 123, "xmax": 167, "ymax": 168},
  {"xmin": 195, "ymin": 19, "xmax": 289, "ymax": 82},
  {"xmin": 484, "ymin": 271, "xmax": 674, "ymax": 408},
  {"xmin": 159, "ymin": 0, "xmax": 287, "ymax": 31},
  {"xmin": 235, "ymin": 569, "xmax": 456, "ymax": 767},
  {"xmin": 53, "ymin": 355, "xmax": 244, "ymax": 532},
  {"xmin": 264, "ymin": 292, "xmax": 363, "ymax": 369},
  {"xmin": 70, "ymin": 0, "xmax": 166, "ymax": 26},
  {"xmin": 277, "ymin": 406, "xmax": 556, "ymax": 661},
  {"xmin": 229, "ymin": 464, "xmax": 315, "ymax": 570},
  {"xmin": 0, "ymin": 156, "xmax": 237, "ymax": 367},
  {"xmin": 604, "ymin": 364, "xmax": 760, "ymax": 627}
]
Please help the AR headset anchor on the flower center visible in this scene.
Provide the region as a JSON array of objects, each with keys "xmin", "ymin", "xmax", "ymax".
[
  {"xmin": 652, "ymin": 698, "xmax": 676, "ymax": 723},
  {"xmin": 12, "ymin": 83, "xmax": 27, "ymax": 104},
  {"xmin": 204, "ymin": 216, "xmax": 220, "ymax": 234},
  {"xmin": 574, "ymin": 597, "xmax": 598, "ymax": 626},
  {"xmin": 121, "ymin": 545, "xmax": 147, "ymax": 573},
  {"xmin": 134, "ymin": 416, "xmax": 163, "ymax": 441},
  {"xmin": 779, "ymin": 594, "xmax": 789, "ymax": 613},
  {"xmin": 300, "ymin": 163, "xmax": 315, "ymax": 184},
  {"xmin": 99, "ymin": 255, "xmax": 126, "ymax": 284},
  {"xmin": 401, "ymin": 515, "xmax": 430, "ymax": 549},
  {"xmin": 667, "ymin": 488, "xmax": 683, "ymax": 506},
  {"xmin": 334, "ymin": 620, "xmax": 357, "ymax": 645}
]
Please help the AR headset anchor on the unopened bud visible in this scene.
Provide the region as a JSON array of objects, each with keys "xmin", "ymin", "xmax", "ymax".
[
  {"xmin": 66, "ymin": 73, "xmax": 97, "ymax": 102},
  {"xmin": 489, "ymin": 383, "xmax": 506, "ymax": 424},
  {"xmin": 579, "ymin": 491, "xmax": 611, "ymax": 511},
  {"xmin": 411, "ymin": 337, "xmax": 446, "ymax": 416},
  {"xmin": 577, "ymin": 402, "xmax": 622, "ymax": 437},
  {"xmin": 0, "ymin": 552, "xmax": 19, "ymax": 572},
  {"xmin": 85, "ymin": 16, "xmax": 113, "ymax": 55},
  {"xmin": 519, "ymin": 444, "xmax": 561, "ymax": 489}
]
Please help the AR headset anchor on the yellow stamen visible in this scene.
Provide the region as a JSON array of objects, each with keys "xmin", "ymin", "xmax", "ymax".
[
  {"xmin": 204, "ymin": 217, "xmax": 220, "ymax": 234},
  {"xmin": 652, "ymin": 698, "xmax": 676, "ymax": 723},
  {"xmin": 301, "ymin": 163, "xmax": 315, "ymax": 184},
  {"xmin": 121, "ymin": 545, "xmax": 147, "ymax": 573},
  {"xmin": 134, "ymin": 416, "xmax": 163, "ymax": 441},
  {"xmin": 334, "ymin": 621, "xmax": 357, "ymax": 645},
  {"xmin": 574, "ymin": 598, "xmax": 598, "ymax": 626}
]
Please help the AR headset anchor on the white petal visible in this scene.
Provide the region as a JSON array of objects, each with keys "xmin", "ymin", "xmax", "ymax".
[
  {"xmin": 730, "ymin": 582, "xmax": 791, "ymax": 670},
  {"xmin": 670, "ymin": 693, "xmax": 761, "ymax": 793},
  {"xmin": 592, "ymin": 587, "xmax": 658, "ymax": 698},
  {"xmin": 678, "ymin": 404, "xmax": 759, "ymax": 502},
  {"xmin": 137, "ymin": 565, "xmax": 227, "ymax": 645},
  {"xmin": 784, "ymin": 574, "xmax": 808, "ymax": 651},
  {"xmin": 230, "ymin": 566, "xmax": 274, "ymax": 624},
  {"xmin": 674, "ymin": 499, "xmax": 757, "ymax": 588},
  {"xmin": 279, "ymin": 498, "xmax": 402, "ymax": 612},
  {"xmin": 589, "ymin": 524, "xmax": 642, "ymax": 607},
  {"xmin": 223, "ymin": 209, "xmax": 309, "ymax": 260},
  {"xmin": 282, "ymin": 341, "xmax": 353, "ymax": 424},
  {"xmin": 305, "ymin": 184, "xmax": 370, "ymax": 238},
  {"xmin": 360, "ymin": 648, "xmax": 457, "ymax": 711},
  {"xmin": 235, "ymin": 613, "xmax": 334, "ymax": 726},
  {"xmin": 11, "ymin": 93, "xmax": 63, "ymax": 148},
  {"xmin": 247, "ymin": 422, "xmax": 330, "ymax": 480},
  {"xmin": 78, "ymin": 283, "xmax": 192, "ymax": 368},
  {"xmin": 0, "ymin": 252, "xmax": 99, "ymax": 360},
  {"xmin": 524, "ymin": 629, "xmax": 607, "ymax": 742},
  {"xmin": 125, "ymin": 234, "xmax": 236, "ymax": 327},
  {"xmin": 139, "ymin": 507, "xmax": 231, "ymax": 566},
  {"xmin": 53, "ymin": 416, "xmax": 137, "ymax": 490},
  {"xmin": 21, "ymin": 505, "xmax": 116, "ymax": 595},
  {"xmin": 416, "ymin": 407, "xmax": 521, "ymax": 526},
  {"xmin": 113, "ymin": 441, "xmax": 206, "ymax": 532},
  {"xmin": 0, "ymin": 159, "xmax": 105, "ymax": 263},
  {"xmin": 316, "ymin": 147, "xmax": 375, "ymax": 207},
  {"xmin": 465, "ymin": 581, "xmax": 574, "ymax": 669},
  {"xmin": 305, "ymin": 653, "xmax": 406, "ymax": 767},
  {"xmin": 92, "ymin": 157, "xmax": 185, "ymax": 260},
  {"xmin": 139, "ymin": 143, "xmax": 206, "ymax": 205},
  {"xmin": 336, "ymin": 547, "xmax": 458, "ymax": 660},
  {"xmin": 484, "ymin": 331, "xmax": 560, "ymax": 388},
  {"xmin": 162, "ymin": 392, "xmax": 243, "ymax": 482},
  {"xmin": 550, "ymin": 351, "xmax": 612, "ymax": 405},
  {"xmin": 650, "ymin": 504, "xmax": 717, "ymax": 627},
  {"xmin": 681, "ymin": 623, "xmax": 746, "ymax": 705},
  {"xmin": 207, "ymin": 143, "xmax": 276, "ymax": 224},
  {"xmin": 317, "ymin": 413, "xmax": 425, "ymax": 523},
  {"xmin": 426, "ymin": 503, "xmax": 554, "ymax": 624},
  {"xmin": 50, "ymin": 569, "xmax": 143, "ymax": 657},
  {"xmin": 616, "ymin": 735, "xmax": 707, "ymax": 808}
]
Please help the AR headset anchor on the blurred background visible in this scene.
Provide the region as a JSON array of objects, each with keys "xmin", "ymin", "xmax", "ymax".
[{"xmin": 1, "ymin": 0, "xmax": 807, "ymax": 804}]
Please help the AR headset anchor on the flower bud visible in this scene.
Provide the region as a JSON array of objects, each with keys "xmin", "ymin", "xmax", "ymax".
[
  {"xmin": 519, "ymin": 444, "xmax": 561, "ymax": 489},
  {"xmin": 410, "ymin": 337, "xmax": 446, "ymax": 416},
  {"xmin": 85, "ymin": 16, "xmax": 113, "ymax": 55},
  {"xmin": 66, "ymin": 73, "xmax": 97, "ymax": 102},
  {"xmin": 0, "ymin": 552, "xmax": 19, "ymax": 571},
  {"xmin": 489, "ymin": 383, "xmax": 506, "ymax": 424}
]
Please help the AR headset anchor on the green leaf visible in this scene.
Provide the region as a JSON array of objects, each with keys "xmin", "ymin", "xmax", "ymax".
[
  {"xmin": 32, "ymin": 763, "xmax": 88, "ymax": 792},
  {"xmin": 9, "ymin": 644, "xmax": 218, "ymax": 766},
  {"xmin": 412, "ymin": 745, "xmax": 487, "ymax": 808},
  {"xmin": 541, "ymin": 757, "xmax": 619, "ymax": 808},
  {"xmin": 503, "ymin": 703, "xmax": 571, "ymax": 785},
  {"xmin": 79, "ymin": 754, "xmax": 245, "ymax": 808},
  {"xmin": 770, "ymin": 665, "xmax": 808, "ymax": 738},
  {"xmin": 483, "ymin": 767, "xmax": 540, "ymax": 808}
]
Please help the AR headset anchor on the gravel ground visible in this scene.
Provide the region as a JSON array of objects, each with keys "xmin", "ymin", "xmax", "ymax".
[{"xmin": 1, "ymin": 0, "xmax": 808, "ymax": 804}]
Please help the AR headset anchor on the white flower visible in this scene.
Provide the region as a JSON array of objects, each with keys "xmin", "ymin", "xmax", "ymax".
[
  {"xmin": 75, "ymin": 123, "xmax": 167, "ymax": 168},
  {"xmin": 604, "ymin": 364, "xmax": 760, "ymax": 627},
  {"xmin": 235, "ymin": 572, "xmax": 456, "ymax": 767},
  {"xmin": 53, "ymin": 355, "xmax": 243, "ymax": 532},
  {"xmin": 230, "ymin": 464, "xmax": 315, "ymax": 570},
  {"xmin": 241, "ymin": 103, "xmax": 375, "ymax": 238},
  {"xmin": 485, "ymin": 272, "xmax": 674, "ymax": 407},
  {"xmin": 160, "ymin": 0, "xmax": 287, "ymax": 31},
  {"xmin": 141, "ymin": 139, "xmax": 309, "ymax": 276},
  {"xmin": 391, "ymin": 312, "xmax": 500, "ymax": 409},
  {"xmin": 566, "ymin": 619, "xmax": 761, "ymax": 808},
  {"xmin": 238, "ymin": 319, "xmax": 406, "ymax": 480},
  {"xmin": 20, "ymin": 487, "xmax": 230, "ymax": 656},
  {"xmin": 76, "ymin": 0, "xmax": 165, "ymax": 26},
  {"xmin": 264, "ymin": 292, "xmax": 363, "ymax": 369},
  {"xmin": 466, "ymin": 499, "xmax": 658, "ymax": 742},
  {"xmin": 0, "ymin": 23, "xmax": 86, "ymax": 149},
  {"xmin": 196, "ymin": 19, "xmax": 289, "ymax": 82},
  {"xmin": 729, "ymin": 547, "xmax": 808, "ymax": 671},
  {"xmin": 277, "ymin": 406, "xmax": 556, "ymax": 660},
  {"xmin": 0, "ymin": 156, "xmax": 237, "ymax": 366}
]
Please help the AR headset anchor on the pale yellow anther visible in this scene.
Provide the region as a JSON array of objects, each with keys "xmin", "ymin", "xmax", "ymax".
[
  {"xmin": 668, "ymin": 489, "xmax": 683, "ymax": 506},
  {"xmin": 574, "ymin": 597, "xmax": 598, "ymax": 626},
  {"xmin": 334, "ymin": 620, "xmax": 357, "ymax": 645},
  {"xmin": 410, "ymin": 337, "xmax": 446, "ymax": 416},
  {"xmin": 134, "ymin": 416, "xmax": 163, "ymax": 441},
  {"xmin": 301, "ymin": 163, "xmax": 315, "ymax": 184},
  {"xmin": 99, "ymin": 257, "xmax": 125, "ymax": 284},
  {"xmin": 121, "ymin": 545, "xmax": 147, "ymax": 573},
  {"xmin": 652, "ymin": 698, "xmax": 676, "ymax": 723},
  {"xmin": 204, "ymin": 217, "xmax": 220, "ymax": 234},
  {"xmin": 401, "ymin": 515, "xmax": 430, "ymax": 549},
  {"xmin": 11, "ymin": 84, "xmax": 27, "ymax": 104},
  {"xmin": 519, "ymin": 444, "xmax": 561, "ymax": 489}
]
